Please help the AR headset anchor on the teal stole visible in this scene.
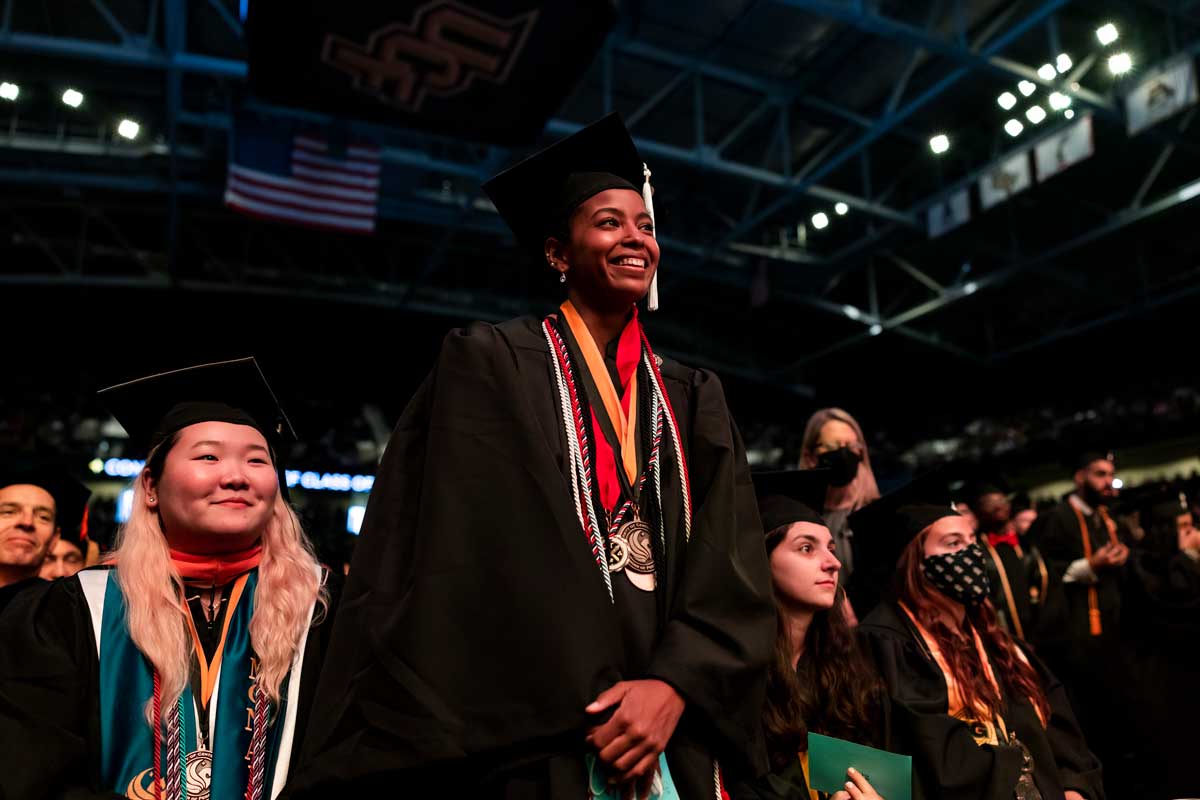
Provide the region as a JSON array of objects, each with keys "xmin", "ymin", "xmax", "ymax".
[{"xmin": 97, "ymin": 569, "xmax": 289, "ymax": 798}]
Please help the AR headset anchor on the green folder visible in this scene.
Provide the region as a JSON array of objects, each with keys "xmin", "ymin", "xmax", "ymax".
[{"xmin": 808, "ymin": 733, "xmax": 912, "ymax": 800}]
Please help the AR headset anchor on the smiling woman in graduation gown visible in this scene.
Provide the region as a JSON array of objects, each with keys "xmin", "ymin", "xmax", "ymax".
[
  {"xmin": 0, "ymin": 359, "xmax": 337, "ymax": 800},
  {"xmin": 850, "ymin": 475, "xmax": 1104, "ymax": 800},
  {"xmin": 288, "ymin": 115, "xmax": 774, "ymax": 798}
]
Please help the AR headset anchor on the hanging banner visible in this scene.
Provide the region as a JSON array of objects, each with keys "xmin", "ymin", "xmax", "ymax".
[
  {"xmin": 1034, "ymin": 113, "xmax": 1094, "ymax": 182},
  {"xmin": 979, "ymin": 151, "xmax": 1032, "ymax": 210},
  {"xmin": 927, "ymin": 188, "xmax": 970, "ymax": 238},
  {"xmin": 1125, "ymin": 57, "xmax": 1198, "ymax": 136}
]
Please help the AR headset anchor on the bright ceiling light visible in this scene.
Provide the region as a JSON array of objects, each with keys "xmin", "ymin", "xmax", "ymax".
[
  {"xmin": 1004, "ymin": 118, "xmax": 1024, "ymax": 137},
  {"xmin": 1108, "ymin": 52, "xmax": 1132, "ymax": 75},
  {"xmin": 1096, "ymin": 23, "xmax": 1119, "ymax": 46},
  {"xmin": 1049, "ymin": 92, "xmax": 1072, "ymax": 110},
  {"xmin": 117, "ymin": 119, "xmax": 140, "ymax": 140},
  {"xmin": 811, "ymin": 211, "xmax": 829, "ymax": 230},
  {"xmin": 1037, "ymin": 63, "xmax": 1057, "ymax": 81},
  {"xmin": 842, "ymin": 304, "xmax": 861, "ymax": 320},
  {"xmin": 964, "ymin": 281, "xmax": 978, "ymax": 295},
  {"xmin": 1065, "ymin": 109, "xmax": 1076, "ymax": 119},
  {"xmin": 0, "ymin": 82, "xmax": 18, "ymax": 101},
  {"xmin": 929, "ymin": 133, "xmax": 950, "ymax": 154},
  {"xmin": 1017, "ymin": 80, "xmax": 1036, "ymax": 97},
  {"xmin": 61, "ymin": 88, "xmax": 83, "ymax": 107},
  {"xmin": 1056, "ymin": 53, "xmax": 1073, "ymax": 73},
  {"xmin": 1025, "ymin": 105, "xmax": 1047, "ymax": 124},
  {"xmin": 834, "ymin": 202, "xmax": 849, "ymax": 216},
  {"xmin": 869, "ymin": 324, "xmax": 883, "ymax": 336},
  {"xmin": 997, "ymin": 91, "xmax": 1017, "ymax": 110}
]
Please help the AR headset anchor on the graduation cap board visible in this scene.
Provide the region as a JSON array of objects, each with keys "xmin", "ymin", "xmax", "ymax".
[
  {"xmin": 98, "ymin": 358, "xmax": 295, "ymax": 457},
  {"xmin": 848, "ymin": 466, "xmax": 961, "ymax": 573},
  {"xmin": 0, "ymin": 464, "xmax": 91, "ymax": 544},
  {"xmin": 753, "ymin": 469, "xmax": 832, "ymax": 534},
  {"xmin": 483, "ymin": 113, "xmax": 661, "ymax": 309}
]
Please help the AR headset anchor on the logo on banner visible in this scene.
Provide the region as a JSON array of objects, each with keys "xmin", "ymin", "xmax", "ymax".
[
  {"xmin": 322, "ymin": 1, "xmax": 539, "ymax": 112},
  {"xmin": 1034, "ymin": 114, "xmax": 1094, "ymax": 182},
  {"xmin": 1126, "ymin": 57, "xmax": 1199, "ymax": 136},
  {"xmin": 927, "ymin": 188, "xmax": 971, "ymax": 238},
  {"xmin": 979, "ymin": 151, "xmax": 1032, "ymax": 210}
]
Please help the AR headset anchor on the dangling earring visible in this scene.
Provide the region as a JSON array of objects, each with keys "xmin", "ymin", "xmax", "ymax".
[{"xmin": 559, "ymin": 273, "xmax": 567, "ymax": 284}]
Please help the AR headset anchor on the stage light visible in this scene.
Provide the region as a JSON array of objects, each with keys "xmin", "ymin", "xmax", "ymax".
[
  {"xmin": 869, "ymin": 324, "xmax": 883, "ymax": 336},
  {"xmin": 1005, "ymin": 119, "xmax": 1024, "ymax": 137},
  {"xmin": 1026, "ymin": 105, "xmax": 1047, "ymax": 124},
  {"xmin": 1038, "ymin": 63, "xmax": 1057, "ymax": 81},
  {"xmin": 117, "ymin": 119, "xmax": 140, "ymax": 139},
  {"xmin": 1096, "ymin": 23, "xmax": 1119, "ymax": 46},
  {"xmin": 1049, "ymin": 92, "xmax": 1071, "ymax": 110},
  {"xmin": 1065, "ymin": 109, "xmax": 1075, "ymax": 119},
  {"xmin": 0, "ymin": 82, "xmax": 18, "ymax": 101},
  {"xmin": 834, "ymin": 202, "xmax": 849, "ymax": 216},
  {"xmin": 964, "ymin": 281, "xmax": 978, "ymax": 295},
  {"xmin": 842, "ymin": 304, "xmax": 861, "ymax": 320},
  {"xmin": 1018, "ymin": 80, "xmax": 1036, "ymax": 97},
  {"xmin": 811, "ymin": 211, "xmax": 829, "ymax": 230},
  {"xmin": 1108, "ymin": 52, "xmax": 1132, "ymax": 75},
  {"xmin": 61, "ymin": 88, "xmax": 83, "ymax": 107},
  {"xmin": 997, "ymin": 91, "xmax": 1017, "ymax": 110},
  {"xmin": 1112, "ymin": 478, "xmax": 1124, "ymax": 489},
  {"xmin": 1056, "ymin": 53, "xmax": 1073, "ymax": 73},
  {"xmin": 929, "ymin": 133, "xmax": 950, "ymax": 154}
]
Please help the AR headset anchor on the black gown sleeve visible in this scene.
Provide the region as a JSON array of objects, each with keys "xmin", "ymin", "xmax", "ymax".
[
  {"xmin": 644, "ymin": 368, "xmax": 776, "ymax": 778},
  {"xmin": 859, "ymin": 622, "xmax": 1025, "ymax": 800},
  {"xmin": 1020, "ymin": 645, "xmax": 1105, "ymax": 800},
  {"xmin": 0, "ymin": 576, "xmax": 116, "ymax": 800}
]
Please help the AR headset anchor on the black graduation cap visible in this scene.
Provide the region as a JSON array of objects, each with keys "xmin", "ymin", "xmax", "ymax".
[
  {"xmin": 0, "ymin": 464, "xmax": 91, "ymax": 543},
  {"xmin": 753, "ymin": 469, "xmax": 831, "ymax": 535},
  {"xmin": 97, "ymin": 357, "xmax": 296, "ymax": 457},
  {"xmin": 1073, "ymin": 450, "xmax": 1114, "ymax": 472},
  {"xmin": 482, "ymin": 113, "xmax": 661, "ymax": 309},
  {"xmin": 848, "ymin": 466, "xmax": 961, "ymax": 572}
]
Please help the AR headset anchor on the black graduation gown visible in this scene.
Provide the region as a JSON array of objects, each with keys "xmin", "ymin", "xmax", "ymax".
[
  {"xmin": 287, "ymin": 317, "xmax": 775, "ymax": 797},
  {"xmin": 858, "ymin": 601, "xmax": 1104, "ymax": 800},
  {"xmin": 983, "ymin": 541, "xmax": 1034, "ymax": 640},
  {"xmin": 0, "ymin": 566, "xmax": 342, "ymax": 800}
]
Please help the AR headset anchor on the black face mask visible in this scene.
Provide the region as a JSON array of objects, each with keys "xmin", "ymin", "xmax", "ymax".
[
  {"xmin": 817, "ymin": 446, "xmax": 861, "ymax": 488},
  {"xmin": 922, "ymin": 543, "xmax": 992, "ymax": 608}
]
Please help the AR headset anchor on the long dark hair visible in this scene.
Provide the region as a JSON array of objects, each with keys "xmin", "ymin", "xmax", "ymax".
[
  {"xmin": 895, "ymin": 533, "xmax": 1051, "ymax": 725},
  {"xmin": 764, "ymin": 526, "xmax": 883, "ymax": 769}
]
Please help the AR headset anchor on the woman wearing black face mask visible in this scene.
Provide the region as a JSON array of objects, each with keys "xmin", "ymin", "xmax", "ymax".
[
  {"xmin": 851, "ymin": 483, "xmax": 1104, "ymax": 800},
  {"xmin": 798, "ymin": 410, "xmax": 880, "ymax": 595}
]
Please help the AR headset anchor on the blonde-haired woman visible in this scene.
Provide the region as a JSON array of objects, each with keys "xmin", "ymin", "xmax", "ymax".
[
  {"xmin": 799, "ymin": 408, "xmax": 881, "ymax": 617},
  {"xmin": 0, "ymin": 358, "xmax": 335, "ymax": 800}
]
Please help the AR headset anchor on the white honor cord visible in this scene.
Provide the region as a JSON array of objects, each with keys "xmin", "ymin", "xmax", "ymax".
[{"xmin": 643, "ymin": 162, "xmax": 659, "ymax": 312}]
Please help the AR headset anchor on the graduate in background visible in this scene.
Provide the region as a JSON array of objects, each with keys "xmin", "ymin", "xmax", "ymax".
[
  {"xmin": 852, "ymin": 474, "xmax": 1103, "ymax": 800},
  {"xmin": 0, "ymin": 464, "xmax": 91, "ymax": 608},
  {"xmin": 738, "ymin": 469, "xmax": 887, "ymax": 800},
  {"xmin": 0, "ymin": 358, "xmax": 337, "ymax": 800},
  {"xmin": 290, "ymin": 114, "xmax": 774, "ymax": 799}
]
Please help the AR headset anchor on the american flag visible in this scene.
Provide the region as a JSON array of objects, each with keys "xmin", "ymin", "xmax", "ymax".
[{"xmin": 224, "ymin": 129, "xmax": 381, "ymax": 234}]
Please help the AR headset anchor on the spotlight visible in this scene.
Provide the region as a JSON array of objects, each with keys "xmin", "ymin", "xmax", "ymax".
[
  {"xmin": 929, "ymin": 133, "xmax": 950, "ymax": 154},
  {"xmin": 997, "ymin": 91, "xmax": 1017, "ymax": 110},
  {"xmin": 1049, "ymin": 92, "xmax": 1071, "ymax": 110},
  {"xmin": 842, "ymin": 304, "xmax": 861, "ymax": 320},
  {"xmin": 1004, "ymin": 119, "xmax": 1024, "ymax": 137},
  {"xmin": 1065, "ymin": 109, "xmax": 1076, "ymax": 119},
  {"xmin": 0, "ymin": 81, "xmax": 18, "ymax": 101},
  {"xmin": 869, "ymin": 324, "xmax": 883, "ymax": 336},
  {"xmin": 117, "ymin": 119, "xmax": 140, "ymax": 140},
  {"xmin": 1037, "ymin": 63, "xmax": 1057, "ymax": 81},
  {"xmin": 964, "ymin": 281, "xmax": 978, "ymax": 295},
  {"xmin": 811, "ymin": 212, "xmax": 829, "ymax": 230},
  {"xmin": 1096, "ymin": 23, "xmax": 1119, "ymax": 46},
  {"xmin": 61, "ymin": 88, "xmax": 83, "ymax": 108},
  {"xmin": 1108, "ymin": 52, "xmax": 1132, "ymax": 75},
  {"xmin": 1056, "ymin": 53, "xmax": 1073, "ymax": 73},
  {"xmin": 834, "ymin": 202, "xmax": 849, "ymax": 216},
  {"xmin": 1025, "ymin": 105, "xmax": 1047, "ymax": 124},
  {"xmin": 1112, "ymin": 478, "xmax": 1124, "ymax": 489},
  {"xmin": 1018, "ymin": 80, "xmax": 1036, "ymax": 97}
]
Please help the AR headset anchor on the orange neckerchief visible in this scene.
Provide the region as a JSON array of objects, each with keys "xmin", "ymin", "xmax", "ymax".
[
  {"xmin": 182, "ymin": 571, "xmax": 250, "ymax": 709},
  {"xmin": 1070, "ymin": 500, "xmax": 1119, "ymax": 636},
  {"xmin": 170, "ymin": 542, "xmax": 262, "ymax": 587},
  {"xmin": 559, "ymin": 300, "xmax": 640, "ymax": 505}
]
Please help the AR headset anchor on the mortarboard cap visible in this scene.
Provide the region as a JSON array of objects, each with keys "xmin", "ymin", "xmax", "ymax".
[
  {"xmin": 1073, "ymin": 450, "xmax": 1114, "ymax": 472},
  {"xmin": 848, "ymin": 466, "xmax": 961, "ymax": 572},
  {"xmin": 753, "ymin": 469, "xmax": 831, "ymax": 535},
  {"xmin": 97, "ymin": 357, "xmax": 295, "ymax": 457},
  {"xmin": 483, "ymin": 113, "xmax": 662, "ymax": 309}
]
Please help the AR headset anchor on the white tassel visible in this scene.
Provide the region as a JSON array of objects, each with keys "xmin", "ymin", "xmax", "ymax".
[{"xmin": 642, "ymin": 162, "xmax": 659, "ymax": 311}]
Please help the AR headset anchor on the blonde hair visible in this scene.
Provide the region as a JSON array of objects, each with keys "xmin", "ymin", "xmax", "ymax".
[
  {"xmin": 798, "ymin": 407, "xmax": 881, "ymax": 512},
  {"xmin": 111, "ymin": 438, "xmax": 327, "ymax": 719}
]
